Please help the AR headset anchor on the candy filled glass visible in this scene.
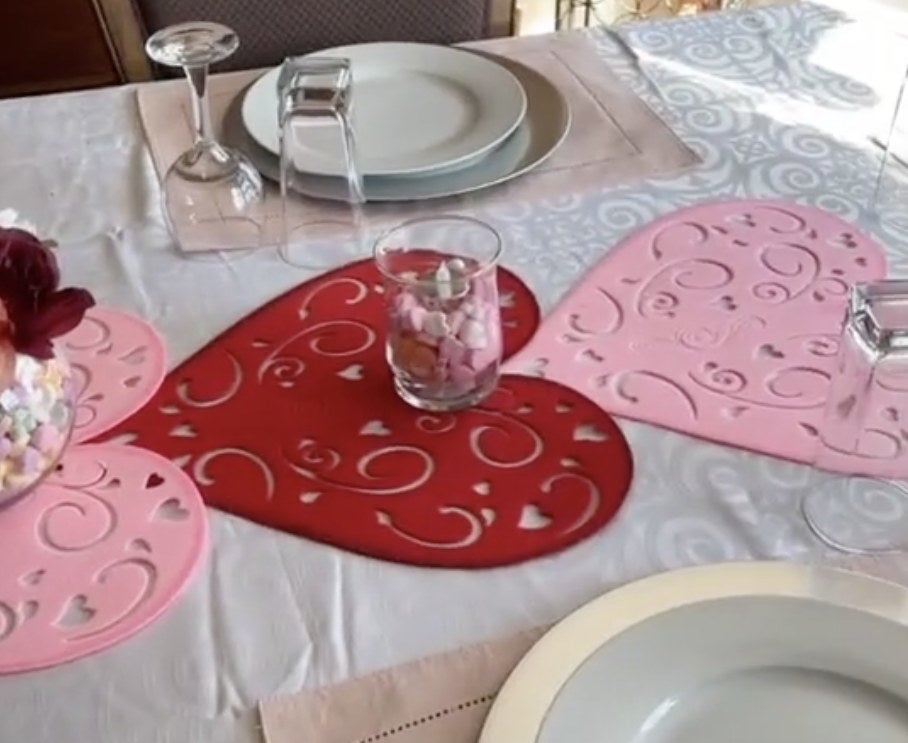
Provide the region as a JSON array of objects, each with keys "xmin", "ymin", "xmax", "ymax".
[
  {"xmin": 0, "ymin": 348, "xmax": 75, "ymax": 508},
  {"xmin": 374, "ymin": 216, "xmax": 503, "ymax": 411}
]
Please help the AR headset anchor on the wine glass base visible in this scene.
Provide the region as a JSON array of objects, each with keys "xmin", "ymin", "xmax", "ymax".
[
  {"xmin": 800, "ymin": 478, "xmax": 908, "ymax": 555},
  {"xmin": 280, "ymin": 219, "xmax": 367, "ymax": 270},
  {"xmin": 173, "ymin": 142, "xmax": 256, "ymax": 183},
  {"xmin": 146, "ymin": 22, "xmax": 239, "ymax": 67},
  {"xmin": 162, "ymin": 147, "xmax": 265, "ymax": 255},
  {"xmin": 167, "ymin": 216, "xmax": 263, "ymax": 258}
]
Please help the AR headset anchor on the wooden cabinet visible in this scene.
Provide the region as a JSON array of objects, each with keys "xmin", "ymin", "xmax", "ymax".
[{"xmin": 0, "ymin": 0, "xmax": 120, "ymax": 98}]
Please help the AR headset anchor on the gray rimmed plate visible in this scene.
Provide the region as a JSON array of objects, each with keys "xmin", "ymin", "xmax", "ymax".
[
  {"xmin": 242, "ymin": 43, "xmax": 528, "ymax": 178},
  {"xmin": 223, "ymin": 51, "xmax": 570, "ymax": 203}
]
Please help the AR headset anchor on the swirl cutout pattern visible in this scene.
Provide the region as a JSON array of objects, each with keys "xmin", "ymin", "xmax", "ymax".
[
  {"xmin": 0, "ymin": 305, "xmax": 206, "ymax": 673},
  {"xmin": 0, "ymin": 442, "xmax": 207, "ymax": 673},
  {"xmin": 504, "ymin": 199, "xmax": 888, "ymax": 471},
  {"xmin": 60, "ymin": 307, "xmax": 167, "ymax": 445},
  {"xmin": 105, "ymin": 258, "xmax": 603, "ymax": 569},
  {"xmin": 469, "ymin": 412, "xmax": 544, "ymax": 469}
]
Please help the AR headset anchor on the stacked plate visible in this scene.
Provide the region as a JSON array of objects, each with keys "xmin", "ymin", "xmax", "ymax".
[{"xmin": 237, "ymin": 42, "xmax": 571, "ymax": 202}]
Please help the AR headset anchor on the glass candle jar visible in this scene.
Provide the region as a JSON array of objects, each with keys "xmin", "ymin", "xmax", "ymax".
[
  {"xmin": 375, "ymin": 216, "xmax": 503, "ymax": 412},
  {"xmin": 0, "ymin": 348, "xmax": 75, "ymax": 508}
]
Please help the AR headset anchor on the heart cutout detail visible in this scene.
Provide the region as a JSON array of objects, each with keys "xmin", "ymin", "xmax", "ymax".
[
  {"xmin": 518, "ymin": 505, "xmax": 553, "ymax": 531},
  {"xmin": 103, "ymin": 259, "xmax": 635, "ymax": 568},
  {"xmin": 0, "ymin": 306, "xmax": 207, "ymax": 675},
  {"xmin": 0, "ymin": 444, "xmax": 207, "ymax": 673},
  {"xmin": 60, "ymin": 306, "xmax": 167, "ymax": 445},
  {"xmin": 56, "ymin": 594, "xmax": 96, "ymax": 628},
  {"xmin": 360, "ymin": 420, "xmax": 391, "ymax": 437},
  {"xmin": 505, "ymin": 200, "xmax": 888, "ymax": 468}
]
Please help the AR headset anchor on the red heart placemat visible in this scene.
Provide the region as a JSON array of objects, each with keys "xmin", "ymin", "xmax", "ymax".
[{"xmin": 102, "ymin": 260, "xmax": 634, "ymax": 568}]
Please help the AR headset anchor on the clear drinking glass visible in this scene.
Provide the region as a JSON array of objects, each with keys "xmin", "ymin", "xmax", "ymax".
[
  {"xmin": 145, "ymin": 22, "xmax": 264, "ymax": 256},
  {"xmin": 278, "ymin": 56, "xmax": 366, "ymax": 270},
  {"xmin": 374, "ymin": 216, "xmax": 503, "ymax": 411},
  {"xmin": 801, "ymin": 281, "xmax": 908, "ymax": 553}
]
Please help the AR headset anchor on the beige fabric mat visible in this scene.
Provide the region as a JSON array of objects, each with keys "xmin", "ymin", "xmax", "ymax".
[
  {"xmin": 260, "ymin": 628, "xmax": 544, "ymax": 743},
  {"xmin": 258, "ymin": 556, "xmax": 908, "ymax": 743},
  {"xmin": 137, "ymin": 32, "xmax": 699, "ymax": 250}
]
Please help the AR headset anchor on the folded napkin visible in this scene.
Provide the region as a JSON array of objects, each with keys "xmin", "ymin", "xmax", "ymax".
[
  {"xmin": 258, "ymin": 555, "xmax": 908, "ymax": 743},
  {"xmin": 259, "ymin": 629, "xmax": 545, "ymax": 743},
  {"xmin": 137, "ymin": 32, "xmax": 699, "ymax": 250}
]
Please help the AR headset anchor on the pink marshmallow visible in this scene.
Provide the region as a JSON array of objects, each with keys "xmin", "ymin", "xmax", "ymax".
[
  {"xmin": 471, "ymin": 276, "xmax": 496, "ymax": 303},
  {"xmin": 415, "ymin": 332, "xmax": 440, "ymax": 348},
  {"xmin": 446, "ymin": 309, "xmax": 466, "ymax": 335},
  {"xmin": 405, "ymin": 305, "xmax": 427, "ymax": 333},
  {"xmin": 30, "ymin": 423, "xmax": 62, "ymax": 454},
  {"xmin": 466, "ymin": 346, "xmax": 499, "ymax": 373},
  {"xmin": 458, "ymin": 318, "xmax": 488, "ymax": 350},
  {"xmin": 19, "ymin": 446, "xmax": 43, "ymax": 476},
  {"xmin": 392, "ymin": 292, "xmax": 409, "ymax": 313},
  {"xmin": 449, "ymin": 363, "xmax": 478, "ymax": 386},
  {"xmin": 439, "ymin": 336, "xmax": 467, "ymax": 367}
]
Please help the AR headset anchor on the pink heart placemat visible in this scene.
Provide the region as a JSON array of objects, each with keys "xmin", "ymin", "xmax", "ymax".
[
  {"xmin": 505, "ymin": 200, "xmax": 888, "ymax": 468},
  {"xmin": 63, "ymin": 306, "xmax": 167, "ymax": 445},
  {"xmin": 0, "ymin": 307, "xmax": 208, "ymax": 674}
]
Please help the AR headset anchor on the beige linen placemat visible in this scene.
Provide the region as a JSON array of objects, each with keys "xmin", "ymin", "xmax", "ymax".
[
  {"xmin": 260, "ymin": 628, "xmax": 545, "ymax": 743},
  {"xmin": 258, "ymin": 555, "xmax": 908, "ymax": 743},
  {"xmin": 136, "ymin": 32, "xmax": 699, "ymax": 249}
]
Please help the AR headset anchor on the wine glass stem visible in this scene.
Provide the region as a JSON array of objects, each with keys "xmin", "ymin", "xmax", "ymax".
[
  {"xmin": 184, "ymin": 63, "xmax": 215, "ymax": 146},
  {"xmin": 873, "ymin": 62, "xmax": 908, "ymax": 211}
]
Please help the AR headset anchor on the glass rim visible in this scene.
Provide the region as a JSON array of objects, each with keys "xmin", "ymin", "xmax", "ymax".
[
  {"xmin": 849, "ymin": 280, "xmax": 908, "ymax": 357},
  {"xmin": 281, "ymin": 54, "xmax": 351, "ymax": 69},
  {"xmin": 372, "ymin": 214, "xmax": 502, "ymax": 285}
]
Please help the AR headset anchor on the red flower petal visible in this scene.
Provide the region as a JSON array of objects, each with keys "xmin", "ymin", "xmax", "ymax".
[
  {"xmin": 0, "ymin": 228, "xmax": 58, "ymax": 292},
  {"xmin": 0, "ymin": 336, "xmax": 13, "ymax": 391},
  {"xmin": 0, "ymin": 228, "xmax": 44, "ymax": 250},
  {"xmin": 17, "ymin": 288, "xmax": 95, "ymax": 359}
]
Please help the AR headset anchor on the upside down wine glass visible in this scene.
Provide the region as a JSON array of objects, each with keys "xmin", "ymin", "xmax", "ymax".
[
  {"xmin": 145, "ymin": 22, "xmax": 264, "ymax": 256},
  {"xmin": 871, "ymin": 60, "xmax": 908, "ymax": 216}
]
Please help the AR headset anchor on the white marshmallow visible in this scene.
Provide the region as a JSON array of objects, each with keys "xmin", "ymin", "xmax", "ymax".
[
  {"xmin": 423, "ymin": 311, "xmax": 450, "ymax": 338},
  {"xmin": 434, "ymin": 262, "xmax": 453, "ymax": 300},
  {"xmin": 458, "ymin": 319, "xmax": 488, "ymax": 350}
]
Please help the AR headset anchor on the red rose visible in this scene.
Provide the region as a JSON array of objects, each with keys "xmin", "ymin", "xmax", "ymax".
[
  {"xmin": 0, "ymin": 301, "xmax": 13, "ymax": 390},
  {"xmin": 0, "ymin": 227, "xmax": 95, "ymax": 361}
]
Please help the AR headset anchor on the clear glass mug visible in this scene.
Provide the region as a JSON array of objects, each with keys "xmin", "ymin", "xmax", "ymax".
[
  {"xmin": 802, "ymin": 281, "xmax": 908, "ymax": 552},
  {"xmin": 374, "ymin": 216, "xmax": 504, "ymax": 411},
  {"xmin": 277, "ymin": 56, "xmax": 366, "ymax": 269}
]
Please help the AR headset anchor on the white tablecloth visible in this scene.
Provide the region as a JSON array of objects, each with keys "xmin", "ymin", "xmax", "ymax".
[{"xmin": 2, "ymin": 3, "xmax": 908, "ymax": 741}]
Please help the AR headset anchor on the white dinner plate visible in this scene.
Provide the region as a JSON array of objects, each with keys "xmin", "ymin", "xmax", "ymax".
[
  {"xmin": 227, "ymin": 53, "xmax": 570, "ymax": 202},
  {"xmin": 480, "ymin": 562, "xmax": 908, "ymax": 743},
  {"xmin": 241, "ymin": 42, "xmax": 527, "ymax": 177}
]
